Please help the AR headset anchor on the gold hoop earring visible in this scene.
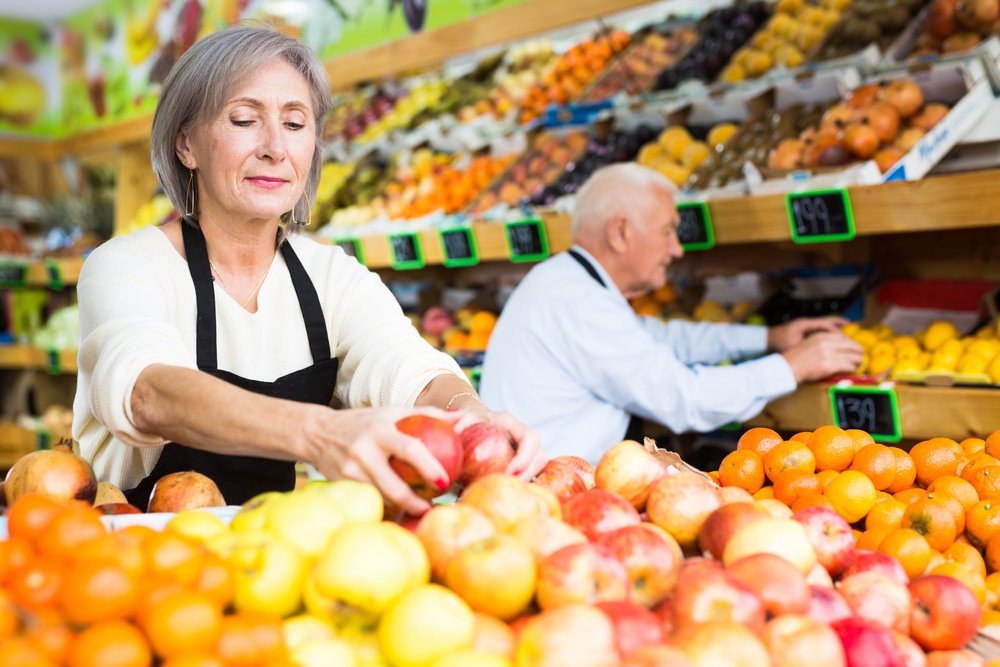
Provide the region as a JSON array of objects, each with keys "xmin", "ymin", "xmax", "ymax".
[{"xmin": 185, "ymin": 169, "xmax": 196, "ymax": 218}]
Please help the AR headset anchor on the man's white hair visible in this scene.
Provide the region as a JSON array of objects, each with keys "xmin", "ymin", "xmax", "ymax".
[{"xmin": 571, "ymin": 163, "xmax": 678, "ymax": 238}]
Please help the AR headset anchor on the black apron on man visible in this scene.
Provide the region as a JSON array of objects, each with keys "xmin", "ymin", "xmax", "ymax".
[
  {"xmin": 567, "ymin": 249, "xmax": 644, "ymax": 443},
  {"xmin": 125, "ymin": 222, "xmax": 338, "ymax": 507}
]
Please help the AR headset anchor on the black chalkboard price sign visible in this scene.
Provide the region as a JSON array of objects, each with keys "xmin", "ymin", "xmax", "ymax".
[
  {"xmin": 504, "ymin": 219, "xmax": 549, "ymax": 263},
  {"xmin": 0, "ymin": 261, "xmax": 28, "ymax": 289},
  {"xmin": 828, "ymin": 384, "xmax": 902, "ymax": 443},
  {"xmin": 786, "ymin": 188, "xmax": 856, "ymax": 244},
  {"xmin": 388, "ymin": 233, "xmax": 425, "ymax": 270},
  {"xmin": 335, "ymin": 238, "xmax": 365, "ymax": 265},
  {"xmin": 439, "ymin": 227, "xmax": 479, "ymax": 268},
  {"xmin": 676, "ymin": 202, "xmax": 715, "ymax": 251}
]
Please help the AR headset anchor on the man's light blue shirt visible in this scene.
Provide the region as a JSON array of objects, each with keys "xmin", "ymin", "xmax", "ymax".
[{"xmin": 480, "ymin": 246, "xmax": 798, "ymax": 464}]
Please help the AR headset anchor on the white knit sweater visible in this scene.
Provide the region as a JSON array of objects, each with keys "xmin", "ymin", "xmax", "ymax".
[{"xmin": 72, "ymin": 225, "xmax": 466, "ymax": 490}]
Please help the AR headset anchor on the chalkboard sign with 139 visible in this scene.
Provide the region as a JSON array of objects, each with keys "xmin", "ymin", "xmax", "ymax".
[
  {"xmin": 439, "ymin": 227, "xmax": 480, "ymax": 268},
  {"xmin": 676, "ymin": 202, "xmax": 715, "ymax": 251},
  {"xmin": 786, "ymin": 188, "xmax": 856, "ymax": 244},
  {"xmin": 828, "ymin": 384, "xmax": 902, "ymax": 443},
  {"xmin": 504, "ymin": 219, "xmax": 549, "ymax": 263},
  {"xmin": 388, "ymin": 233, "xmax": 425, "ymax": 270}
]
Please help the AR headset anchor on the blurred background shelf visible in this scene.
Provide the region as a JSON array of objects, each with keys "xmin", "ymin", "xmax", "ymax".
[{"xmin": 0, "ymin": 346, "xmax": 77, "ymax": 374}]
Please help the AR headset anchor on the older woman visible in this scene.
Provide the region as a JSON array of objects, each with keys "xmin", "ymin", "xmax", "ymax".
[{"xmin": 72, "ymin": 25, "xmax": 545, "ymax": 515}]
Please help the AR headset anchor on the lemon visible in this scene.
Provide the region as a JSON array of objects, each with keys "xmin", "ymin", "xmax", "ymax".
[
  {"xmin": 665, "ymin": 134, "xmax": 694, "ymax": 162},
  {"xmin": 775, "ymin": 44, "xmax": 805, "ymax": 68},
  {"xmin": 718, "ymin": 64, "xmax": 748, "ymax": 85},
  {"xmin": 656, "ymin": 162, "xmax": 692, "ymax": 186},
  {"xmin": 959, "ymin": 354, "xmax": 989, "ymax": 375},
  {"xmin": 872, "ymin": 323, "xmax": 895, "ymax": 340},
  {"xmin": 637, "ymin": 143, "xmax": 666, "ymax": 166},
  {"xmin": 924, "ymin": 321, "xmax": 960, "ymax": 351},
  {"xmin": 853, "ymin": 330, "xmax": 880, "ymax": 351},
  {"xmin": 868, "ymin": 355, "xmax": 895, "ymax": 377},
  {"xmin": 431, "ymin": 651, "xmax": 513, "ymax": 667},
  {"xmin": 379, "ymin": 585, "xmax": 475, "ymax": 667},
  {"xmin": 898, "ymin": 345, "xmax": 921, "ymax": 361},
  {"xmin": 857, "ymin": 353, "xmax": 870, "ymax": 375},
  {"xmin": 842, "ymin": 323, "xmax": 861, "ymax": 337},
  {"xmin": 707, "ymin": 123, "xmax": 738, "ymax": 149},
  {"xmin": 891, "ymin": 359, "xmax": 926, "ymax": 379},
  {"xmin": 680, "ymin": 141, "xmax": 711, "ymax": 170},
  {"xmin": 745, "ymin": 50, "xmax": 775, "ymax": 77},
  {"xmin": 989, "ymin": 355, "xmax": 1000, "ymax": 384},
  {"xmin": 870, "ymin": 341, "xmax": 896, "ymax": 359},
  {"xmin": 893, "ymin": 335, "xmax": 919, "ymax": 350},
  {"xmin": 937, "ymin": 338, "xmax": 965, "ymax": 359},
  {"xmin": 657, "ymin": 126, "xmax": 690, "ymax": 150},
  {"xmin": 967, "ymin": 339, "xmax": 1000, "ymax": 362},
  {"xmin": 166, "ymin": 511, "xmax": 228, "ymax": 543}
]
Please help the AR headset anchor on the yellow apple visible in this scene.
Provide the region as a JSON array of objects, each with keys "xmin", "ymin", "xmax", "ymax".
[
  {"xmin": 431, "ymin": 650, "xmax": 513, "ymax": 667},
  {"xmin": 283, "ymin": 614, "xmax": 336, "ymax": 651},
  {"xmin": 230, "ymin": 491, "xmax": 283, "ymax": 533},
  {"xmin": 312, "ymin": 480, "xmax": 384, "ymax": 524},
  {"xmin": 444, "ymin": 535, "xmax": 536, "ymax": 620},
  {"xmin": 233, "ymin": 534, "xmax": 308, "ymax": 617},
  {"xmin": 723, "ymin": 518, "xmax": 817, "ymax": 573},
  {"xmin": 291, "ymin": 637, "xmax": 358, "ymax": 667},
  {"xmin": 166, "ymin": 510, "xmax": 228, "ymax": 543},
  {"xmin": 265, "ymin": 490, "xmax": 347, "ymax": 557},
  {"xmin": 379, "ymin": 584, "xmax": 475, "ymax": 667}
]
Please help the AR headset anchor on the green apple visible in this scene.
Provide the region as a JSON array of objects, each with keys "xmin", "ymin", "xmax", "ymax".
[
  {"xmin": 233, "ymin": 535, "xmax": 308, "ymax": 617},
  {"xmin": 231, "ymin": 491, "xmax": 283, "ymax": 533},
  {"xmin": 315, "ymin": 480, "xmax": 384, "ymax": 524}
]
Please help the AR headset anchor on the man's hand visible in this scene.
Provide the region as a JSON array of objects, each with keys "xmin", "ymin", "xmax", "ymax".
[
  {"xmin": 768, "ymin": 317, "xmax": 849, "ymax": 352},
  {"xmin": 781, "ymin": 331, "xmax": 865, "ymax": 384}
]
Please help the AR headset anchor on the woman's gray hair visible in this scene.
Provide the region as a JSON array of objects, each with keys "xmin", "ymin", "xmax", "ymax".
[{"xmin": 150, "ymin": 24, "xmax": 332, "ymax": 237}]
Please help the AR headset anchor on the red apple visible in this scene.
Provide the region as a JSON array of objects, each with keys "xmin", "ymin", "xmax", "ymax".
[
  {"xmin": 393, "ymin": 512, "xmax": 422, "ymax": 533},
  {"xmin": 460, "ymin": 473, "xmax": 542, "ymax": 532},
  {"xmin": 514, "ymin": 604, "xmax": 619, "ymax": 667},
  {"xmin": 841, "ymin": 549, "xmax": 909, "ymax": 586},
  {"xmin": 671, "ymin": 569, "xmax": 766, "ymax": 636},
  {"xmin": 595, "ymin": 440, "xmax": 667, "ymax": 511},
  {"xmin": 95, "ymin": 503, "xmax": 142, "ymax": 515},
  {"xmin": 416, "ymin": 504, "xmax": 497, "ymax": 581},
  {"xmin": 678, "ymin": 556, "xmax": 723, "ymax": 578},
  {"xmin": 652, "ymin": 597, "xmax": 674, "ymax": 640},
  {"xmin": 622, "ymin": 645, "xmax": 694, "ymax": 667},
  {"xmin": 458, "ymin": 422, "xmax": 515, "ymax": 486},
  {"xmin": 561, "ymin": 489, "xmax": 641, "ymax": 542},
  {"xmin": 699, "ymin": 503, "xmax": 770, "ymax": 560},
  {"xmin": 392, "ymin": 415, "xmax": 463, "ymax": 499},
  {"xmin": 807, "ymin": 586, "xmax": 852, "ymax": 625},
  {"xmin": 763, "ymin": 614, "xmax": 847, "ymax": 667},
  {"xmin": 806, "ymin": 563, "xmax": 834, "ymax": 588},
  {"xmin": 552, "ymin": 455, "xmax": 596, "ymax": 490},
  {"xmin": 839, "ymin": 571, "xmax": 913, "ymax": 635},
  {"xmin": 924, "ymin": 651, "xmax": 981, "ymax": 667},
  {"xmin": 445, "ymin": 534, "xmax": 537, "ymax": 621},
  {"xmin": 647, "ymin": 472, "xmax": 721, "ymax": 550},
  {"xmin": 831, "ymin": 617, "xmax": 906, "ymax": 667},
  {"xmin": 472, "ymin": 612, "xmax": 515, "ymax": 659},
  {"xmin": 536, "ymin": 543, "xmax": 629, "ymax": 610},
  {"xmin": 908, "ymin": 575, "xmax": 982, "ymax": 651},
  {"xmin": 727, "ymin": 553, "xmax": 809, "ymax": 617},
  {"xmin": 792, "ymin": 506, "xmax": 856, "ymax": 577},
  {"xmin": 595, "ymin": 600, "xmax": 665, "ymax": 658},
  {"xmin": 597, "ymin": 525, "xmax": 680, "ymax": 609},
  {"xmin": 534, "ymin": 460, "xmax": 586, "ymax": 502},
  {"xmin": 891, "ymin": 631, "xmax": 928, "ymax": 667},
  {"xmin": 511, "ymin": 514, "xmax": 587, "ymax": 562},
  {"xmin": 677, "ymin": 621, "xmax": 771, "ymax": 667},
  {"xmin": 525, "ymin": 483, "xmax": 562, "ymax": 520}
]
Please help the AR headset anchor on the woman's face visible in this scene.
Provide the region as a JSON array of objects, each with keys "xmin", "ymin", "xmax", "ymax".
[{"xmin": 177, "ymin": 58, "xmax": 316, "ymax": 225}]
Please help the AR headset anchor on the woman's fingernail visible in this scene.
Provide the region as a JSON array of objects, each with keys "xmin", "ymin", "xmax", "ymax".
[
  {"xmin": 511, "ymin": 469, "xmax": 521, "ymax": 477},
  {"xmin": 435, "ymin": 478, "xmax": 450, "ymax": 490}
]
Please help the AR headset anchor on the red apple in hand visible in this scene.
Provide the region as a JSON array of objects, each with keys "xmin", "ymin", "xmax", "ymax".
[
  {"xmin": 831, "ymin": 617, "xmax": 906, "ymax": 667},
  {"xmin": 841, "ymin": 549, "xmax": 909, "ymax": 586},
  {"xmin": 807, "ymin": 586, "xmax": 852, "ymax": 625},
  {"xmin": 597, "ymin": 525, "xmax": 680, "ymax": 609},
  {"xmin": 534, "ymin": 460, "xmax": 587, "ymax": 502},
  {"xmin": 458, "ymin": 422, "xmax": 515, "ymax": 486},
  {"xmin": 699, "ymin": 503, "xmax": 770, "ymax": 560},
  {"xmin": 562, "ymin": 489, "xmax": 641, "ymax": 542},
  {"xmin": 595, "ymin": 600, "xmax": 664, "ymax": 658},
  {"xmin": 839, "ymin": 571, "xmax": 913, "ymax": 635},
  {"xmin": 908, "ymin": 575, "xmax": 982, "ymax": 651},
  {"xmin": 391, "ymin": 415, "xmax": 463, "ymax": 499},
  {"xmin": 537, "ymin": 543, "xmax": 629, "ymax": 610},
  {"xmin": 595, "ymin": 440, "xmax": 667, "ymax": 511},
  {"xmin": 552, "ymin": 455, "xmax": 596, "ymax": 490},
  {"xmin": 793, "ymin": 506, "xmax": 855, "ymax": 577},
  {"xmin": 671, "ymin": 569, "xmax": 766, "ymax": 636},
  {"xmin": 727, "ymin": 553, "xmax": 809, "ymax": 616}
]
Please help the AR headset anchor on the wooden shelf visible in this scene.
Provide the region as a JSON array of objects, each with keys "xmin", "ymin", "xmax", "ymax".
[
  {"xmin": 0, "ymin": 346, "xmax": 78, "ymax": 374},
  {"xmin": 0, "ymin": 424, "xmax": 39, "ymax": 470},
  {"xmin": 0, "ymin": 256, "xmax": 85, "ymax": 289},
  {"xmin": 746, "ymin": 382, "xmax": 1000, "ymax": 443}
]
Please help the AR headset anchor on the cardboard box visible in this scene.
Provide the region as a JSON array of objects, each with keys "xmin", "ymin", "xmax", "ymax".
[{"xmin": 929, "ymin": 97, "xmax": 1000, "ymax": 174}]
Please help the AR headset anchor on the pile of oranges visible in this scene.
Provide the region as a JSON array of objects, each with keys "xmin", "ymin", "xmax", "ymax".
[
  {"xmin": 715, "ymin": 426, "xmax": 1000, "ymax": 624},
  {"xmin": 398, "ymin": 155, "xmax": 515, "ymax": 219},
  {"xmin": 0, "ymin": 494, "xmax": 287, "ymax": 667}
]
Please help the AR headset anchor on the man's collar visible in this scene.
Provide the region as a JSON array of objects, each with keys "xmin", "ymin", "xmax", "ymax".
[{"xmin": 570, "ymin": 245, "xmax": 627, "ymax": 303}]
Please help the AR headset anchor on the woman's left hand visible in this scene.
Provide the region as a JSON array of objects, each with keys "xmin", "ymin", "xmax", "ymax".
[{"xmin": 455, "ymin": 406, "xmax": 548, "ymax": 482}]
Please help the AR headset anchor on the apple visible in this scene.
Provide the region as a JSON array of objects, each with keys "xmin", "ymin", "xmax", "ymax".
[
  {"xmin": 290, "ymin": 637, "xmax": 357, "ymax": 667},
  {"xmin": 908, "ymin": 575, "xmax": 982, "ymax": 651},
  {"xmin": 230, "ymin": 491, "xmax": 282, "ymax": 534},
  {"xmin": 597, "ymin": 525, "xmax": 680, "ymax": 609},
  {"xmin": 445, "ymin": 534, "xmax": 536, "ymax": 621},
  {"xmin": 924, "ymin": 651, "xmax": 981, "ymax": 667},
  {"xmin": 264, "ymin": 491, "xmax": 347, "ymax": 558},
  {"xmin": 310, "ymin": 479, "xmax": 384, "ymax": 524},
  {"xmin": 232, "ymin": 535, "xmax": 308, "ymax": 617},
  {"xmin": 838, "ymin": 571, "xmax": 913, "ymax": 635},
  {"xmin": 472, "ymin": 612, "xmax": 515, "ymax": 659},
  {"xmin": 458, "ymin": 423, "xmax": 515, "ymax": 486},
  {"xmin": 670, "ymin": 569, "xmax": 766, "ymax": 636},
  {"xmin": 756, "ymin": 499, "xmax": 794, "ymax": 519},
  {"xmin": 841, "ymin": 549, "xmax": 909, "ymax": 586},
  {"xmin": 391, "ymin": 415, "xmax": 463, "ymax": 499},
  {"xmin": 718, "ymin": 487, "xmax": 755, "ymax": 505},
  {"xmin": 393, "ymin": 512, "xmax": 421, "ymax": 533},
  {"xmin": 510, "ymin": 514, "xmax": 587, "ymax": 562},
  {"xmin": 678, "ymin": 556, "xmax": 723, "ymax": 577},
  {"xmin": 552, "ymin": 456, "xmax": 596, "ymax": 490},
  {"xmin": 378, "ymin": 584, "xmax": 475, "ymax": 667},
  {"xmin": 699, "ymin": 503, "xmax": 770, "ymax": 560},
  {"xmin": 534, "ymin": 460, "xmax": 587, "ymax": 502},
  {"xmin": 283, "ymin": 614, "xmax": 337, "ymax": 652},
  {"xmin": 722, "ymin": 519, "xmax": 817, "ymax": 574},
  {"xmin": 652, "ymin": 596, "xmax": 674, "ymax": 640},
  {"xmin": 525, "ymin": 483, "xmax": 562, "ymax": 520},
  {"xmin": 805, "ymin": 562, "xmax": 834, "ymax": 588},
  {"xmin": 514, "ymin": 604, "xmax": 619, "ymax": 667},
  {"xmin": 461, "ymin": 473, "xmax": 543, "ymax": 532},
  {"xmin": 831, "ymin": 617, "xmax": 906, "ymax": 667},
  {"xmin": 622, "ymin": 645, "xmax": 694, "ymax": 667},
  {"xmin": 595, "ymin": 441, "xmax": 667, "ymax": 511},
  {"xmin": 595, "ymin": 600, "xmax": 664, "ymax": 658},
  {"xmin": 639, "ymin": 523, "xmax": 684, "ymax": 566},
  {"xmin": 647, "ymin": 472, "xmax": 721, "ymax": 549},
  {"xmin": 677, "ymin": 621, "xmax": 771, "ymax": 667},
  {"xmin": 96, "ymin": 503, "xmax": 143, "ymax": 515},
  {"xmin": 727, "ymin": 553, "xmax": 809, "ymax": 616},
  {"xmin": 536, "ymin": 543, "xmax": 629, "ymax": 610},
  {"xmin": 792, "ymin": 506, "xmax": 855, "ymax": 577},
  {"xmin": 891, "ymin": 631, "xmax": 928, "ymax": 667},
  {"xmin": 561, "ymin": 489, "xmax": 641, "ymax": 542},
  {"xmin": 806, "ymin": 586, "xmax": 852, "ymax": 625},
  {"xmin": 763, "ymin": 614, "xmax": 847, "ymax": 667}
]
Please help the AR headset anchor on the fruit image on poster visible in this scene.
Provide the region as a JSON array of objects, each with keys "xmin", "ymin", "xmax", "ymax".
[{"xmin": 0, "ymin": 19, "xmax": 61, "ymax": 137}]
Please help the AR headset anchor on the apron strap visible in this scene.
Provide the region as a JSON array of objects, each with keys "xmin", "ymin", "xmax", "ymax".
[
  {"xmin": 568, "ymin": 249, "xmax": 607, "ymax": 288},
  {"xmin": 181, "ymin": 221, "xmax": 219, "ymax": 371},
  {"xmin": 280, "ymin": 240, "xmax": 332, "ymax": 364}
]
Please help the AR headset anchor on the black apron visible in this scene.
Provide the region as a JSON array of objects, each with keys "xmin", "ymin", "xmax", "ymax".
[
  {"xmin": 125, "ymin": 223, "xmax": 339, "ymax": 508},
  {"xmin": 566, "ymin": 249, "xmax": 644, "ymax": 443}
]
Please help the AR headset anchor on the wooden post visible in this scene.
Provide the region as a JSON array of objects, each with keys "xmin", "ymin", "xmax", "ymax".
[{"xmin": 113, "ymin": 141, "xmax": 158, "ymax": 236}]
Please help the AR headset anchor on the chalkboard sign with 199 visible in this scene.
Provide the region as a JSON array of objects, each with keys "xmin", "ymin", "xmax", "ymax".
[{"xmin": 786, "ymin": 188, "xmax": 856, "ymax": 244}]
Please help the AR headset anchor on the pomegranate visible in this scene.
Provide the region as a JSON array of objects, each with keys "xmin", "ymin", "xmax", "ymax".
[
  {"xmin": 895, "ymin": 127, "xmax": 927, "ymax": 152},
  {"xmin": 845, "ymin": 84, "xmax": 882, "ymax": 109},
  {"xmin": 768, "ymin": 139, "xmax": 804, "ymax": 169},
  {"xmin": 880, "ymin": 80, "xmax": 924, "ymax": 119},
  {"xmin": 854, "ymin": 103, "xmax": 901, "ymax": 143},
  {"xmin": 147, "ymin": 470, "xmax": 226, "ymax": 512},
  {"xmin": 942, "ymin": 31, "xmax": 982, "ymax": 53},
  {"xmin": 95, "ymin": 481, "xmax": 127, "ymax": 505},
  {"xmin": 802, "ymin": 136, "xmax": 849, "ymax": 168},
  {"xmin": 821, "ymin": 105, "xmax": 855, "ymax": 132},
  {"xmin": 391, "ymin": 415, "xmax": 463, "ymax": 499},
  {"xmin": 5, "ymin": 449, "xmax": 98, "ymax": 506},
  {"xmin": 96, "ymin": 503, "xmax": 143, "ymax": 515},
  {"xmin": 925, "ymin": 0, "xmax": 960, "ymax": 38},
  {"xmin": 457, "ymin": 422, "xmax": 514, "ymax": 486},
  {"xmin": 875, "ymin": 147, "xmax": 906, "ymax": 174},
  {"xmin": 910, "ymin": 103, "xmax": 950, "ymax": 131},
  {"xmin": 957, "ymin": 0, "xmax": 999, "ymax": 28},
  {"xmin": 843, "ymin": 124, "xmax": 881, "ymax": 159}
]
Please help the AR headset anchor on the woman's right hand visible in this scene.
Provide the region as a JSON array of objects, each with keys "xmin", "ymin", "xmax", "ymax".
[{"xmin": 304, "ymin": 405, "xmax": 463, "ymax": 516}]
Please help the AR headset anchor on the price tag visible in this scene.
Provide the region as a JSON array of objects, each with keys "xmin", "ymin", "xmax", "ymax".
[
  {"xmin": 45, "ymin": 259, "xmax": 64, "ymax": 291},
  {"xmin": 0, "ymin": 261, "xmax": 28, "ymax": 289},
  {"xmin": 828, "ymin": 385, "xmax": 902, "ymax": 443},
  {"xmin": 469, "ymin": 367, "xmax": 482, "ymax": 393},
  {"xmin": 45, "ymin": 349, "xmax": 61, "ymax": 375},
  {"xmin": 335, "ymin": 238, "xmax": 365, "ymax": 266},
  {"xmin": 676, "ymin": 202, "xmax": 715, "ymax": 251},
  {"xmin": 504, "ymin": 219, "xmax": 549, "ymax": 263},
  {"xmin": 439, "ymin": 227, "xmax": 480, "ymax": 268},
  {"xmin": 388, "ymin": 233, "xmax": 425, "ymax": 271},
  {"xmin": 786, "ymin": 188, "xmax": 855, "ymax": 244}
]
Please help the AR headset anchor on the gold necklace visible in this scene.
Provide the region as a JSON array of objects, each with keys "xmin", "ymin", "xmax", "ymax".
[{"xmin": 209, "ymin": 256, "xmax": 274, "ymax": 309}]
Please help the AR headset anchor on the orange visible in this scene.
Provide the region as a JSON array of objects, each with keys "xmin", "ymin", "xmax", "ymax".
[
  {"xmin": 161, "ymin": 656, "xmax": 226, "ymax": 667},
  {"xmin": 925, "ymin": 550, "xmax": 946, "ymax": 575},
  {"xmin": 986, "ymin": 429, "xmax": 1000, "ymax": 459},
  {"xmin": 0, "ymin": 590, "xmax": 20, "ymax": 641},
  {"xmin": 894, "ymin": 488, "xmax": 927, "ymax": 505},
  {"xmin": 927, "ymin": 475, "xmax": 979, "ymax": 511},
  {"xmin": 962, "ymin": 454, "xmax": 1000, "ymax": 482},
  {"xmin": 7, "ymin": 494, "xmax": 61, "ymax": 547},
  {"xmin": 988, "ymin": 533, "xmax": 1000, "ymax": 573},
  {"xmin": 136, "ymin": 581, "xmax": 186, "ymax": 628},
  {"xmin": 752, "ymin": 487, "xmax": 775, "ymax": 500},
  {"xmin": 886, "ymin": 448, "xmax": 917, "ymax": 493},
  {"xmin": 215, "ymin": 612, "xmax": 285, "ymax": 666},
  {"xmin": 68, "ymin": 620, "xmax": 152, "ymax": 667},
  {"xmin": 0, "ymin": 638, "xmax": 55, "ymax": 667},
  {"xmin": 718, "ymin": 451, "xmax": 765, "ymax": 494},
  {"xmin": 931, "ymin": 561, "xmax": 986, "ymax": 605},
  {"xmin": 982, "ymin": 609, "xmax": 1000, "ymax": 627},
  {"xmin": 878, "ymin": 528, "xmax": 932, "ymax": 580},
  {"xmin": 59, "ymin": 560, "xmax": 138, "ymax": 625},
  {"xmin": 866, "ymin": 498, "xmax": 907, "ymax": 533},
  {"xmin": 790, "ymin": 431, "xmax": 812, "ymax": 444},
  {"xmin": 791, "ymin": 494, "xmax": 834, "ymax": 513},
  {"xmin": 987, "ymin": 572, "xmax": 1000, "ymax": 607},
  {"xmin": 25, "ymin": 623, "xmax": 74, "ymax": 665},
  {"xmin": 7, "ymin": 556, "xmax": 63, "ymax": 612},
  {"xmin": 0, "ymin": 536, "xmax": 33, "ymax": 586},
  {"xmin": 708, "ymin": 471, "xmax": 721, "ymax": 485},
  {"xmin": 969, "ymin": 465, "xmax": 1000, "ymax": 501},
  {"xmin": 763, "ymin": 441, "xmax": 816, "ymax": 483},
  {"xmin": 962, "ymin": 438, "xmax": 987, "ymax": 457},
  {"xmin": 76, "ymin": 533, "xmax": 146, "ymax": 581},
  {"xmin": 968, "ymin": 500, "xmax": 1000, "ymax": 550},
  {"xmin": 807, "ymin": 425, "xmax": 855, "ymax": 472},
  {"xmin": 195, "ymin": 555, "xmax": 235, "ymax": 611},
  {"xmin": 737, "ymin": 428, "xmax": 783, "ymax": 460},
  {"xmin": 845, "ymin": 429, "xmax": 876, "ymax": 451},
  {"xmin": 924, "ymin": 491, "xmax": 965, "ymax": 534},
  {"xmin": 876, "ymin": 491, "xmax": 894, "ymax": 504},
  {"xmin": 36, "ymin": 505, "xmax": 106, "ymax": 558},
  {"xmin": 824, "ymin": 470, "xmax": 878, "ymax": 523},
  {"xmin": 857, "ymin": 528, "xmax": 892, "ymax": 551},
  {"xmin": 851, "ymin": 444, "xmax": 897, "ymax": 491},
  {"xmin": 943, "ymin": 542, "xmax": 987, "ymax": 579},
  {"xmin": 852, "ymin": 529, "xmax": 863, "ymax": 542},
  {"xmin": 816, "ymin": 470, "xmax": 839, "ymax": 491},
  {"xmin": 910, "ymin": 437, "xmax": 965, "ymax": 487},
  {"xmin": 902, "ymin": 498, "xmax": 958, "ymax": 552},
  {"xmin": 143, "ymin": 533, "xmax": 205, "ymax": 587},
  {"xmin": 773, "ymin": 471, "xmax": 822, "ymax": 507},
  {"xmin": 144, "ymin": 591, "xmax": 222, "ymax": 659}
]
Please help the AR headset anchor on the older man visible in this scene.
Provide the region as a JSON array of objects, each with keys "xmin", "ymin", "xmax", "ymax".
[{"xmin": 480, "ymin": 163, "xmax": 864, "ymax": 463}]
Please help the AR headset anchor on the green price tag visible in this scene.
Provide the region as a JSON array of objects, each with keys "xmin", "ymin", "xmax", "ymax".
[
  {"xmin": 335, "ymin": 239, "xmax": 365, "ymax": 266},
  {"xmin": 828, "ymin": 384, "xmax": 902, "ymax": 443},
  {"xmin": 504, "ymin": 219, "xmax": 549, "ymax": 263},
  {"xmin": 45, "ymin": 349, "xmax": 62, "ymax": 375},
  {"xmin": 439, "ymin": 227, "xmax": 480, "ymax": 268},
  {"xmin": 786, "ymin": 188, "xmax": 856, "ymax": 244},
  {"xmin": 677, "ymin": 202, "xmax": 715, "ymax": 251},
  {"xmin": 0, "ymin": 260, "xmax": 29, "ymax": 289},
  {"xmin": 388, "ymin": 233, "xmax": 425, "ymax": 271},
  {"xmin": 469, "ymin": 367, "xmax": 482, "ymax": 393},
  {"xmin": 36, "ymin": 429, "xmax": 51, "ymax": 450},
  {"xmin": 46, "ymin": 259, "xmax": 65, "ymax": 290}
]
